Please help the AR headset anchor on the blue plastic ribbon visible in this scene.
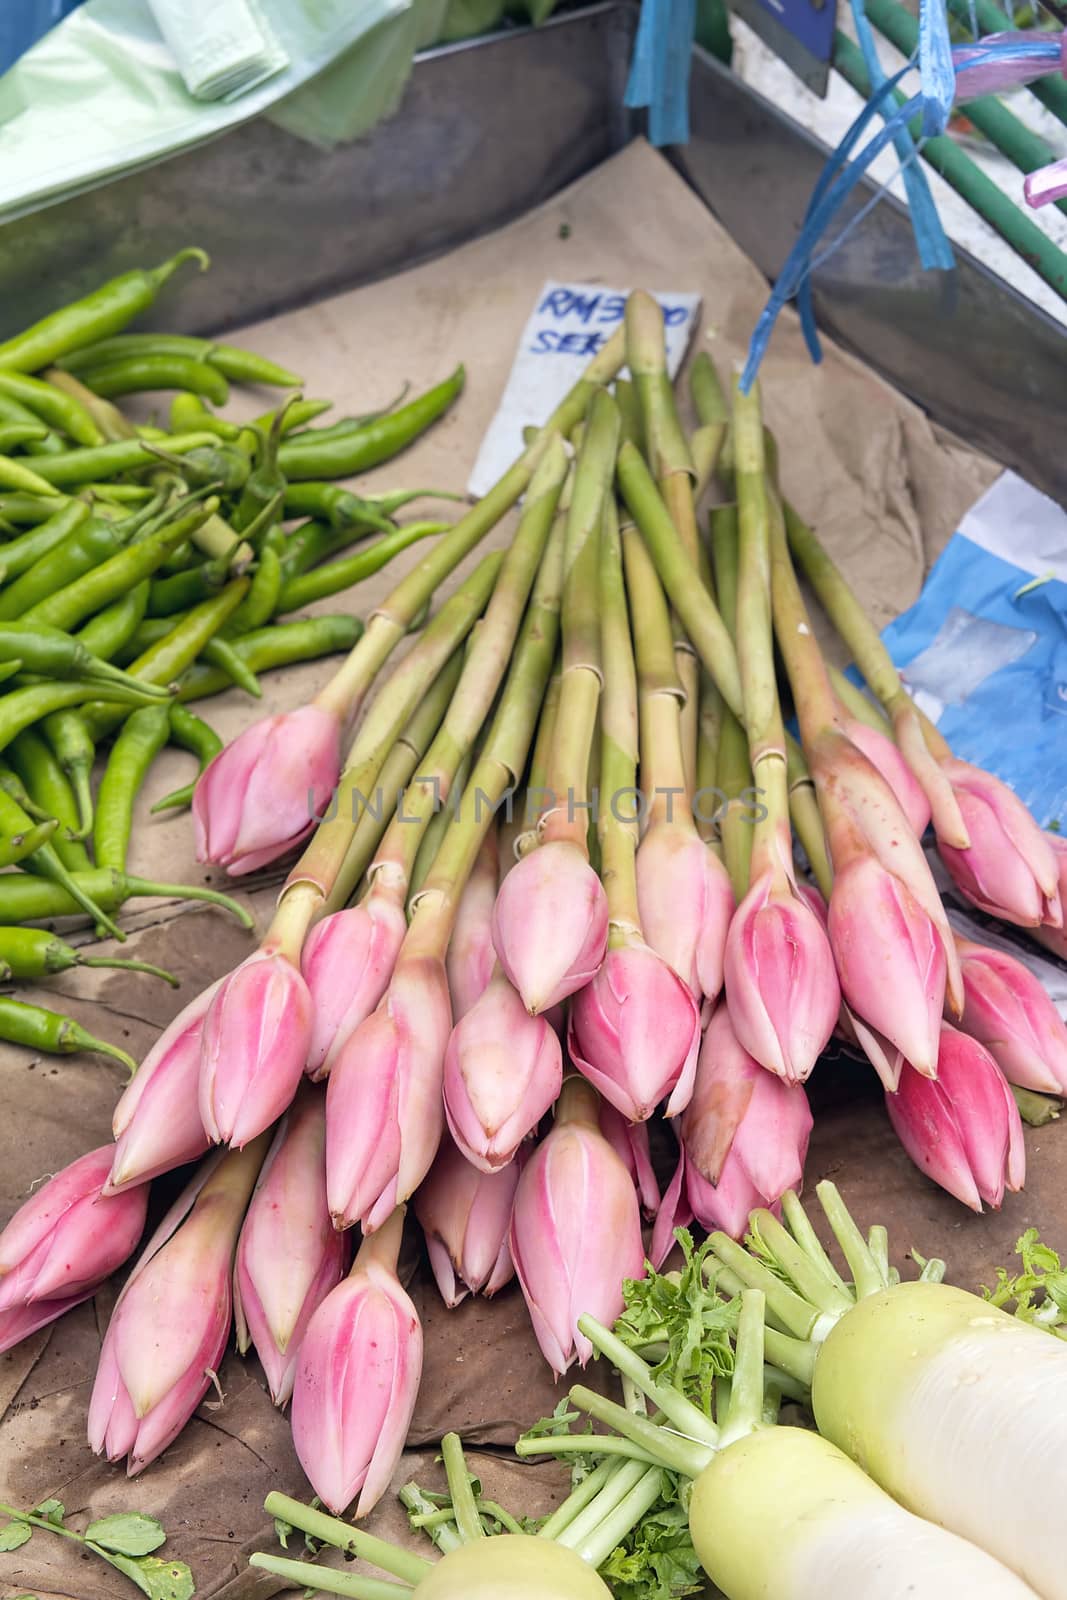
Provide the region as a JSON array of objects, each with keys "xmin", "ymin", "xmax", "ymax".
[
  {"xmin": 625, "ymin": 0, "xmax": 697, "ymax": 147},
  {"xmin": 850, "ymin": 0, "xmax": 954, "ymax": 272},
  {"xmin": 918, "ymin": 0, "xmax": 956, "ymax": 135}
]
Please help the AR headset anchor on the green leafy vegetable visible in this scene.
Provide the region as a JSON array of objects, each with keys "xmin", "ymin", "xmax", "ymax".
[
  {"xmin": 600, "ymin": 1485, "xmax": 704, "ymax": 1600},
  {"xmin": 0, "ymin": 1497, "xmax": 193, "ymax": 1598},
  {"xmin": 982, "ymin": 1228, "xmax": 1067, "ymax": 1336},
  {"xmin": 615, "ymin": 1230, "xmax": 739, "ymax": 1414}
]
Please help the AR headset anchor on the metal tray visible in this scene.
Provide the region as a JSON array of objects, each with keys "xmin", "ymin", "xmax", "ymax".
[{"xmin": 0, "ymin": 1, "xmax": 1062, "ymax": 502}]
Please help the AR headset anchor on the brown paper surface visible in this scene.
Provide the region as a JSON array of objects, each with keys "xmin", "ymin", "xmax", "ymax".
[{"xmin": 0, "ymin": 139, "xmax": 1027, "ymax": 1600}]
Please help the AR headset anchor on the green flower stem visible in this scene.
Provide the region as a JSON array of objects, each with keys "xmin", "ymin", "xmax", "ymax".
[
  {"xmin": 410, "ymin": 517, "xmax": 567, "ymax": 951},
  {"xmin": 709, "ymin": 505, "xmax": 753, "ymax": 888},
  {"xmin": 281, "ymin": 554, "xmax": 501, "ymax": 908},
  {"xmin": 719, "ymin": 1290, "xmax": 768, "ymax": 1446},
  {"xmin": 691, "ymin": 423, "xmax": 725, "ymax": 500},
  {"xmin": 262, "ymin": 1494, "xmax": 432, "ymax": 1585},
  {"xmin": 440, "ymin": 1433, "xmax": 485, "ymax": 1545},
  {"xmin": 782, "ymin": 497, "xmax": 967, "ymax": 847},
  {"xmin": 621, "ymin": 524, "xmax": 691, "ymax": 832},
  {"xmin": 615, "ymin": 378, "xmax": 643, "ymax": 453},
  {"xmin": 569, "ymin": 1386, "xmax": 713, "ymax": 1481},
  {"xmin": 786, "ymin": 732, "xmax": 833, "ymax": 899},
  {"xmin": 691, "ymin": 351, "xmax": 729, "ymax": 429},
  {"xmin": 320, "ymin": 648, "xmax": 465, "ymax": 916},
  {"xmin": 367, "ymin": 440, "xmax": 567, "ymax": 899},
  {"xmin": 616, "ymin": 440, "xmax": 743, "ymax": 720},
  {"xmin": 249, "ymin": 1553, "xmax": 411, "ymax": 1598},
  {"xmin": 734, "ymin": 381, "xmax": 791, "ymax": 887},
  {"xmin": 517, "ymin": 664, "xmax": 562, "ymax": 853},
  {"xmin": 543, "ymin": 391, "xmax": 619, "ymax": 850},
  {"xmin": 829, "ymin": 665, "xmax": 891, "ymax": 734},
  {"xmin": 598, "ymin": 501, "xmax": 642, "ymax": 937}
]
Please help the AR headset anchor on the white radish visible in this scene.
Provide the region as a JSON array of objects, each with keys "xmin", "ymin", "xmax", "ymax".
[
  {"xmin": 813, "ymin": 1281, "xmax": 1067, "ymax": 1600},
  {"xmin": 691, "ymin": 1425, "xmax": 1039, "ymax": 1600}
]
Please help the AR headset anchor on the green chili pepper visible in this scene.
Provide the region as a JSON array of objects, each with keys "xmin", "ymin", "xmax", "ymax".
[
  {"xmin": 281, "ymin": 482, "xmax": 397, "ymax": 533},
  {"xmin": 0, "ymin": 621, "xmax": 170, "ymax": 702},
  {"xmin": 78, "ymin": 354, "xmax": 230, "ymax": 407},
  {"xmin": 224, "ymin": 541, "xmax": 283, "ymax": 634},
  {"xmin": 276, "ymin": 520, "xmax": 448, "ymax": 613},
  {"xmin": 87, "ymin": 484, "xmax": 157, "ymax": 508},
  {"xmin": 75, "ymin": 582, "xmax": 151, "ymax": 663},
  {"xmin": 0, "ymin": 926, "xmax": 177, "ymax": 985},
  {"xmin": 159, "ymin": 540, "xmax": 198, "ymax": 575},
  {"xmin": 41, "ymin": 707, "xmax": 96, "ymax": 842},
  {"xmin": 0, "ymin": 663, "xmax": 21, "ymax": 686},
  {"xmin": 146, "ymin": 441, "xmax": 250, "ymax": 494},
  {"xmin": 60, "ymin": 333, "xmax": 301, "ymax": 389},
  {"xmin": 16, "ymin": 430, "xmax": 221, "ymax": 488},
  {"xmin": 229, "ymin": 401, "xmax": 294, "ymax": 537},
  {"xmin": 0, "ymin": 511, "xmax": 119, "ymax": 615},
  {"xmin": 8, "ymin": 729, "xmax": 93, "ymax": 865},
  {"xmin": 0, "ymin": 424, "xmax": 49, "ymax": 453},
  {"xmin": 151, "ymin": 705, "xmax": 222, "ymax": 813},
  {"xmin": 277, "ymin": 367, "xmax": 465, "ymax": 482},
  {"xmin": 0, "ymin": 389, "xmax": 64, "ymax": 452},
  {"xmin": 0, "ymin": 679, "xmax": 161, "ymax": 759},
  {"xmin": 252, "ymin": 397, "xmax": 332, "ymax": 438},
  {"xmin": 0, "ymin": 785, "xmax": 123, "ymax": 938},
  {"xmin": 146, "ymin": 555, "xmax": 231, "ymax": 617},
  {"xmin": 200, "ymin": 637, "xmax": 261, "ymax": 697},
  {"xmin": 283, "ymin": 382, "xmax": 411, "ymax": 445},
  {"xmin": 0, "ymin": 493, "xmax": 79, "ymax": 528},
  {"xmin": 82, "ymin": 577, "xmax": 250, "ymax": 741},
  {"xmin": 0, "ymin": 456, "xmax": 62, "ymax": 497},
  {"xmin": 0, "ymin": 866, "xmax": 252, "ymax": 929},
  {"xmin": 21, "ymin": 501, "xmax": 216, "ymax": 633},
  {"xmin": 0, "ymin": 249, "xmax": 209, "ymax": 373},
  {"xmin": 93, "ymin": 702, "xmax": 172, "ymax": 873},
  {"xmin": 0, "ymin": 760, "xmax": 51, "ymax": 822},
  {"xmin": 177, "ymin": 614, "xmax": 362, "ymax": 701},
  {"xmin": 0, "ymin": 817, "xmax": 60, "ymax": 869},
  {"xmin": 0, "ymin": 996, "xmax": 137, "ymax": 1073},
  {"xmin": 169, "ymin": 391, "xmax": 243, "ymax": 441},
  {"xmin": 45, "ymin": 368, "xmax": 137, "ymax": 442},
  {"xmin": 0, "ymin": 372, "xmax": 104, "ymax": 447}
]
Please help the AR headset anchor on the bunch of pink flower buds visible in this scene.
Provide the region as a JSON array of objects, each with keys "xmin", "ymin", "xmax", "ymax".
[{"xmin": 5, "ymin": 294, "xmax": 1067, "ymax": 1530}]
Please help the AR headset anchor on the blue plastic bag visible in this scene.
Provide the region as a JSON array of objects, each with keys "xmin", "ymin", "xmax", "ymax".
[{"xmin": 0, "ymin": 0, "xmax": 83, "ymax": 73}]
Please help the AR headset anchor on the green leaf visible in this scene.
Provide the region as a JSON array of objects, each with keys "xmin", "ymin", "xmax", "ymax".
[
  {"xmin": 30, "ymin": 1499, "xmax": 64, "ymax": 1527},
  {"xmin": 103, "ymin": 1551, "xmax": 195, "ymax": 1600},
  {"xmin": 615, "ymin": 1232, "xmax": 740, "ymax": 1417},
  {"xmin": 600, "ymin": 1481, "xmax": 704, "ymax": 1600},
  {"xmin": 0, "ymin": 1521, "xmax": 32, "ymax": 1551},
  {"xmin": 274, "ymin": 1515, "xmax": 294, "ymax": 1549},
  {"xmin": 85, "ymin": 1514, "xmax": 167, "ymax": 1557}
]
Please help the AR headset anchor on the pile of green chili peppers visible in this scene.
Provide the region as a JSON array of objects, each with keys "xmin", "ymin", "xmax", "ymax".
[{"xmin": 0, "ymin": 247, "xmax": 465, "ymax": 1071}]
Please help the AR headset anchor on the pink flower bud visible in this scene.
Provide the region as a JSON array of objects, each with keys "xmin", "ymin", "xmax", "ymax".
[
  {"xmin": 509, "ymin": 1079, "xmax": 645, "ymax": 1375},
  {"xmin": 682, "ymin": 1003, "xmax": 813, "ymax": 1193},
  {"xmin": 234, "ymin": 1089, "xmax": 346, "ymax": 1407},
  {"xmin": 325, "ymin": 955, "xmax": 452, "ymax": 1232},
  {"xmin": 937, "ymin": 758, "xmax": 1062, "ymax": 929},
  {"xmin": 569, "ymin": 937, "xmax": 701, "ymax": 1120},
  {"xmin": 598, "ymin": 1101, "xmax": 660, "ymax": 1218},
  {"xmin": 491, "ymin": 840, "xmax": 608, "ymax": 1014},
  {"xmin": 1035, "ymin": 835, "xmax": 1067, "ymax": 960},
  {"xmin": 199, "ymin": 949, "xmax": 312, "ymax": 1148},
  {"xmin": 446, "ymin": 830, "xmax": 500, "ymax": 1020},
  {"xmin": 844, "ymin": 719, "xmax": 931, "ymax": 838},
  {"xmin": 414, "ymin": 1137, "xmax": 522, "ymax": 1306},
  {"xmin": 0, "ymin": 1294, "xmax": 92, "ymax": 1356},
  {"xmin": 956, "ymin": 939, "xmax": 1067, "ymax": 1095},
  {"xmin": 723, "ymin": 871, "xmax": 839, "ymax": 1084},
  {"xmin": 301, "ymin": 887, "xmax": 406, "ymax": 1081},
  {"xmin": 885, "ymin": 1022, "xmax": 1025, "ymax": 1212},
  {"xmin": 193, "ymin": 704, "xmax": 341, "ymax": 876},
  {"xmin": 635, "ymin": 822, "xmax": 734, "ymax": 1003},
  {"xmin": 828, "ymin": 855, "xmax": 945, "ymax": 1077},
  {"xmin": 88, "ymin": 1140, "xmax": 266, "ymax": 1475},
  {"xmin": 0, "ymin": 1148, "xmax": 148, "ymax": 1315},
  {"xmin": 107, "ymin": 979, "xmax": 222, "ymax": 1194},
  {"xmin": 443, "ymin": 970, "xmax": 561, "ymax": 1173},
  {"xmin": 291, "ymin": 1209, "xmax": 422, "ymax": 1517}
]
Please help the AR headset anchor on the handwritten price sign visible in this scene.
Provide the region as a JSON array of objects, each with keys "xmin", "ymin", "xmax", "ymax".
[{"xmin": 468, "ymin": 281, "xmax": 701, "ymax": 496}]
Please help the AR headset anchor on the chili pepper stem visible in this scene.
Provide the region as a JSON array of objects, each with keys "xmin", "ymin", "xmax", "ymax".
[{"xmin": 78, "ymin": 955, "xmax": 179, "ymax": 985}]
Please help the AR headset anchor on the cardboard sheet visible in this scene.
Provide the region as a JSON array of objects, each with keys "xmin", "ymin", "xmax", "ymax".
[{"xmin": 0, "ymin": 137, "xmax": 1032, "ymax": 1600}]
